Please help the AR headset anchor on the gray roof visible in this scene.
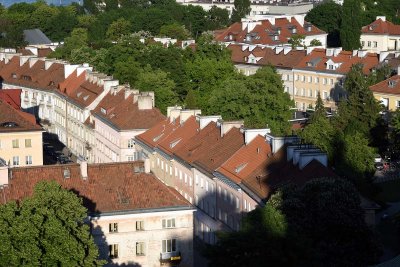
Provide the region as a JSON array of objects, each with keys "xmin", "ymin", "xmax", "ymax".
[{"xmin": 23, "ymin": 29, "xmax": 52, "ymax": 45}]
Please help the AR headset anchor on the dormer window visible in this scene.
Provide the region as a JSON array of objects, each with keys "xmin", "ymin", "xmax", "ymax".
[
  {"xmin": 77, "ymin": 92, "xmax": 82, "ymax": 97},
  {"xmin": 306, "ymin": 25, "xmax": 312, "ymax": 32},
  {"xmin": 83, "ymin": 95, "xmax": 89, "ymax": 101},
  {"xmin": 273, "ymin": 35, "xmax": 279, "ymax": 41},
  {"xmin": 235, "ymin": 163, "xmax": 248, "ymax": 173},
  {"xmin": 101, "ymin": 107, "xmax": 106, "ymax": 114},
  {"xmin": 170, "ymin": 138, "xmax": 182, "ymax": 149},
  {"xmin": 388, "ymin": 80, "xmax": 397, "ymax": 87},
  {"xmin": 369, "ymin": 25, "xmax": 374, "ymax": 31},
  {"xmin": 328, "ymin": 65, "xmax": 334, "ymax": 70},
  {"xmin": 292, "ymin": 28, "xmax": 297, "ymax": 34},
  {"xmin": 11, "ymin": 73, "xmax": 17, "ymax": 79},
  {"xmin": 63, "ymin": 169, "xmax": 70, "ymax": 179}
]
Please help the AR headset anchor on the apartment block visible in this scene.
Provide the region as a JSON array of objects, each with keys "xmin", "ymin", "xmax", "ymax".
[
  {"xmin": 0, "ymin": 161, "xmax": 195, "ymax": 267},
  {"xmin": 0, "ymin": 99, "xmax": 43, "ymax": 167},
  {"xmin": 0, "ymin": 52, "xmax": 164, "ymax": 163},
  {"xmin": 135, "ymin": 107, "xmax": 335, "ymax": 245}
]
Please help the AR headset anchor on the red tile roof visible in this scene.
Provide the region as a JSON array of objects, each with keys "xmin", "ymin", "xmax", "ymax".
[
  {"xmin": 370, "ymin": 75, "xmax": 400, "ymax": 95},
  {"xmin": 136, "ymin": 117, "xmax": 181, "ymax": 149},
  {"xmin": 215, "ymin": 17, "xmax": 325, "ymax": 45},
  {"xmin": 92, "ymin": 90, "xmax": 165, "ymax": 130},
  {"xmin": 227, "ymin": 44, "xmax": 307, "ymax": 68},
  {"xmin": 157, "ymin": 116, "xmax": 200, "ymax": 156},
  {"xmin": 0, "ymin": 162, "xmax": 191, "ymax": 214},
  {"xmin": 0, "ymin": 89, "xmax": 21, "ymax": 109},
  {"xmin": 362, "ymin": 18, "xmax": 400, "ymax": 35},
  {"xmin": 295, "ymin": 48, "xmax": 379, "ymax": 75},
  {"xmin": 0, "ymin": 99, "xmax": 42, "ymax": 132}
]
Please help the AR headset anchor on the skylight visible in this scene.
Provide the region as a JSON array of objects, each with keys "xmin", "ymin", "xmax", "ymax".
[
  {"xmin": 235, "ymin": 163, "xmax": 248, "ymax": 174},
  {"xmin": 170, "ymin": 138, "xmax": 182, "ymax": 148}
]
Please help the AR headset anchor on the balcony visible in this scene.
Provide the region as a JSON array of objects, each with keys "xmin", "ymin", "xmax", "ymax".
[{"xmin": 160, "ymin": 251, "xmax": 181, "ymax": 264}]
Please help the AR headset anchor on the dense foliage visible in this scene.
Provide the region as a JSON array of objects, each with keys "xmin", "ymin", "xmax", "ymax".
[
  {"xmin": 306, "ymin": 0, "xmax": 400, "ymax": 48},
  {"xmin": 206, "ymin": 178, "xmax": 382, "ymax": 267},
  {"xmin": 0, "ymin": 181, "xmax": 103, "ymax": 266}
]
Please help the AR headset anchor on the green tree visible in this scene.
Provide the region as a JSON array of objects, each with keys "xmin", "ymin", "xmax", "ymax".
[
  {"xmin": 159, "ymin": 23, "xmax": 190, "ymax": 40},
  {"xmin": 305, "ymin": 1, "xmax": 342, "ymax": 47},
  {"xmin": 340, "ymin": 0, "xmax": 362, "ymax": 50},
  {"xmin": 390, "ymin": 109, "xmax": 400, "ymax": 158},
  {"xmin": 106, "ymin": 18, "xmax": 132, "ymax": 40},
  {"xmin": 288, "ymin": 34, "xmax": 305, "ymax": 48},
  {"xmin": 207, "ymin": 6, "xmax": 230, "ymax": 29},
  {"xmin": 136, "ymin": 68, "xmax": 179, "ymax": 114},
  {"xmin": 51, "ymin": 27, "xmax": 89, "ymax": 59},
  {"xmin": 231, "ymin": 0, "xmax": 251, "ymax": 23},
  {"xmin": 310, "ymin": 39, "xmax": 322, "ymax": 46},
  {"xmin": 113, "ymin": 57, "xmax": 143, "ymax": 86},
  {"xmin": 312, "ymin": 92, "xmax": 326, "ymax": 121},
  {"xmin": 0, "ymin": 181, "xmax": 104, "ymax": 266}
]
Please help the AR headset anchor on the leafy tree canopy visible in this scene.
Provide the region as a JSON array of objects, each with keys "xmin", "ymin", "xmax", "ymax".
[{"xmin": 0, "ymin": 181, "xmax": 104, "ymax": 266}]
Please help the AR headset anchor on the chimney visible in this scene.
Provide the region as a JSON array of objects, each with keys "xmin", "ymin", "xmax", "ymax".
[
  {"xmin": 0, "ymin": 158, "xmax": 8, "ymax": 186},
  {"xmin": 103, "ymin": 79, "xmax": 119, "ymax": 92},
  {"xmin": 352, "ymin": 50, "xmax": 358, "ymax": 57},
  {"xmin": 326, "ymin": 48, "xmax": 334, "ymax": 57},
  {"xmin": 64, "ymin": 64, "xmax": 79, "ymax": 79},
  {"xmin": 294, "ymin": 14, "xmax": 305, "ymax": 26},
  {"xmin": 275, "ymin": 47, "xmax": 284, "ymax": 54},
  {"xmin": 376, "ymin": 16, "xmax": 386, "ymax": 22},
  {"xmin": 79, "ymin": 158, "xmax": 88, "ymax": 179},
  {"xmin": 180, "ymin": 109, "xmax": 201, "ymax": 124},
  {"xmin": 28, "ymin": 57, "xmax": 40, "ymax": 68},
  {"xmin": 169, "ymin": 107, "xmax": 182, "ymax": 122},
  {"xmin": 76, "ymin": 64, "xmax": 92, "ymax": 76},
  {"xmin": 283, "ymin": 47, "xmax": 291, "ymax": 55},
  {"xmin": 44, "ymin": 58, "xmax": 56, "ymax": 70},
  {"xmin": 244, "ymin": 128, "xmax": 271, "ymax": 145},
  {"xmin": 219, "ymin": 120, "xmax": 244, "ymax": 137},
  {"xmin": 197, "ymin": 115, "xmax": 222, "ymax": 130},
  {"xmin": 19, "ymin": 55, "xmax": 33, "ymax": 67},
  {"xmin": 138, "ymin": 95, "xmax": 153, "ymax": 110},
  {"xmin": 357, "ymin": 50, "xmax": 368, "ymax": 58},
  {"xmin": 306, "ymin": 47, "xmax": 314, "ymax": 55},
  {"xmin": 167, "ymin": 106, "xmax": 182, "ymax": 117},
  {"xmin": 379, "ymin": 51, "xmax": 389, "ymax": 63}
]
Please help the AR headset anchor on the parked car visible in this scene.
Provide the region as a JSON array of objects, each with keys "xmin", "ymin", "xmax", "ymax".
[
  {"xmin": 375, "ymin": 162, "xmax": 384, "ymax": 171},
  {"xmin": 374, "ymin": 154, "xmax": 383, "ymax": 163}
]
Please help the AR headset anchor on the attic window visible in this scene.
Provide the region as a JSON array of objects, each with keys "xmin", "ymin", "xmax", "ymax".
[
  {"xmin": 153, "ymin": 133, "xmax": 164, "ymax": 142},
  {"xmin": 388, "ymin": 80, "xmax": 397, "ymax": 87},
  {"xmin": 292, "ymin": 28, "xmax": 297, "ymax": 34},
  {"xmin": 1, "ymin": 121, "xmax": 18, "ymax": 127},
  {"xmin": 235, "ymin": 163, "xmax": 248, "ymax": 174},
  {"xmin": 101, "ymin": 107, "xmax": 107, "ymax": 114},
  {"xmin": 369, "ymin": 25, "xmax": 374, "ymax": 31},
  {"xmin": 77, "ymin": 92, "xmax": 82, "ymax": 97},
  {"xmin": 11, "ymin": 73, "xmax": 16, "ymax": 79},
  {"xmin": 273, "ymin": 35, "xmax": 279, "ymax": 41},
  {"xmin": 83, "ymin": 95, "xmax": 89, "ymax": 101},
  {"xmin": 307, "ymin": 62, "xmax": 314, "ymax": 67},
  {"xmin": 63, "ymin": 169, "xmax": 70, "ymax": 179},
  {"xmin": 22, "ymin": 75, "xmax": 31, "ymax": 81},
  {"xmin": 170, "ymin": 138, "xmax": 182, "ymax": 148},
  {"xmin": 305, "ymin": 24, "xmax": 312, "ymax": 32}
]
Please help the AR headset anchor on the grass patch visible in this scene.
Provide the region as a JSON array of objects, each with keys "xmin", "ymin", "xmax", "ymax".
[{"xmin": 375, "ymin": 179, "xmax": 400, "ymax": 203}]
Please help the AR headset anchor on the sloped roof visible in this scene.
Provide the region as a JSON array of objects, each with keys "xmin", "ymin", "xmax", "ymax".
[
  {"xmin": 23, "ymin": 29, "xmax": 52, "ymax": 45},
  {"xmin": 92, "ymin": 90, "xmax": 165, "ymax": 130},
  {"xmin": 370, "ymin": 75, "xmax": 400, "ymax": 95},
  {"xmin": 136, "ymin": 117, "xmax": 181, "ymax": 149},
  {"xmin": 362, "ymin": 18, "xmax": 400, "ymax": 35},
  {"xmin": 215, "ymin": 17, "xmax": 325, "ymax": 45},
  {"xmin": 0, "ymin": 89, "xmax": 21, "ymax": 109},
  {"xmin": 0, "ymin": 162, "xmax": 191, "ymax": 214},
  {"xmin": 0, "ymin": 99, "xmax": 41, "ymax": 133},
  {"xmin": 295, "ymin": 48, "xmax": 379, "ymax": 75}
]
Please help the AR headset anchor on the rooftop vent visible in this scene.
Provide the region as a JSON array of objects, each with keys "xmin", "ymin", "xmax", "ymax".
[{"xmin": 63, "ymin": 169, "xmax": 70, "ymax": 179}]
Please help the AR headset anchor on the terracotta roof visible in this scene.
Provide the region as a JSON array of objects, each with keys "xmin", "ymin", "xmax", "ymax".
[
  {"xmin": 92, "ymin": 90, "xmax": 165, "ymax": 130},
  {"xmin": 215, "ymin": 18, "xmax": 325, "ymax": 45},
  {"xmin": 0, "ymin": 57, "xmax": 64, "ymax": 91},
  {"xmin": 157, "ymin": 116, "xmax": 200, "ymax": 156},
  {"xmin": 370, "ymin": 75, "xmax": 400, "ymax": 95},
  {"xmin": 0, "ymin": 89, "xmax": 21, "ymax": 109},
  {"xmin": 362, "ymin": 18, "xmax": 400, "ymax": 35},
  {"xmin": 0, "ymin": 99, "xmax": 42, "ymax": 132},
  {"xmin": 294, "ymin": 48, "xmax": 379, "ymax": 75},
  {"xmin": 241, "ymin": 147, "xmax": 337, "ymax": 199},
  {"xmin": 227, "ymin": 44, "xmax": 307, "ymax": 68},
  {"xmin": 135, "ymin": 117, "xmax": 179, "ymax": 149},
  {"xmin": 0, "ymin": 162, "xmax": 191, "ymax": 214}
]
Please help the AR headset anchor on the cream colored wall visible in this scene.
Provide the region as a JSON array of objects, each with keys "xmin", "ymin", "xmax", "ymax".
[
  {"xmin": 0, "ymin": 131, "xmax": 43, "ymax": 166},
  {"xmin": 373, "ymin": 92, "xmax": 400, "ymax": 111},
  {"xmin": 360, "ymin": 34, "xmax": 389, "ymax": 53},
  {"xmin": 91, "ymin": 210, "xmax": 194, "ymax": 267},
  {"xmin": 293, "ymin": 70, "xmax": 344, "ymax": 110}
]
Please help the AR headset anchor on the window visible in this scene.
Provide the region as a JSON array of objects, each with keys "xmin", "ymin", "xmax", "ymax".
[
  {"xmin": 25, "ymin": 139, "xmax": 32, "ymax": 148},
  {"xmin": 128, "ymin": 139, "xmax": 135, "ymax": 148},
  {"xmin": 136, "ymin": 242, "xmax": 146, "ymax": 256},
  {"xmin": 206, "ymin": 181, "xmax": 209, "ymax": 191},
  {"xmin": 308, "ymin": 89, "xmax": 313, "ymax": 97},
  {"xmin": 195, "ymin": 175, "xmax": 198, "ymax": 185},
  {"xmin": 109, "ymin": 244, "xmax": 119, "ymax": 259},
  {"xmin": 109, "ymin": 223, "xmax": 118, "ymax": 233},
  {"xmin": 25, "ymin": 155, "xmax": 32, "ymax": 165},
  {"xmin": 200, "ymin": 178, "xmax": 204, "ymax": 188},
  {"xmin": 323, "ymin": 78, "xmax": 327, "ymax": 85},
  {"xmin": 315, "ymin": 77, "xmax": 319, "ymax": 83},
  {"xmin": 230, "ymin": 193, "xmax": 234, "ymax": 204},
  {"xmin": 184, "ymin": 174, "xmax": 187, "ymax": 184},
  {"xmin": 295, "ymin": 74, "xmax": 299, "ymax": 81},
  {"xmin": 12, "ymin": 139, "xmax": 19, "ymax": 148},
  {"xmin": 136, "ymin": 221, "xmax": 144, "ymax": 231},
  {"xmin": 396, "ymin": 101, "xmax": 400, "ymax": 108},
  {"xmin": 361, "ymin": 41, "xmax": 365, "ymax": 47},
  {"xmin": 13, "ymin": 156, "xmax": 19, "ymax": 166},
  {"xmin": 236, "ymin": 197, "xmax": 240, "ymax": 209},
  {"xmin": 301, "ymin": 75, "xmax": 305, "ymax": 82},
  {"xmin": 323, "ymin": 91, "xmax": 329, "ymax": 100},
  {"xmin": 224, "ymin": 189, "xmax": 227, "ymax": 201},
  {"xmin": 218, "ymin": 186, "xmax": 221, "ymax": 196},
  {"xmin": 127, "ymin": 155, "xmax": 134, "ymax": 161},
  {"xmin": 189, "ymin": 176, "xmax": 192, "ymax": 186},
  {"xmin": 162, "ymin": 218, "xmax": 176, "ymax": 228},
  {"xmin": 162, "ymin": 239, "xmax": 177, "ymax": 253},
  {"xmin": 373, "ymin": 41, "xmax": 378, "ymax": 48},
  {"xmin": 367, "ymin": 41, "xmax": 371, "ymax": 47},
  {"xmin": 308, "ymin": 76, "xmax": 312, "ymax": 83},
  {"xmin": 244, "ymin": 199, "xmax": 247, "ymax": 210}
]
